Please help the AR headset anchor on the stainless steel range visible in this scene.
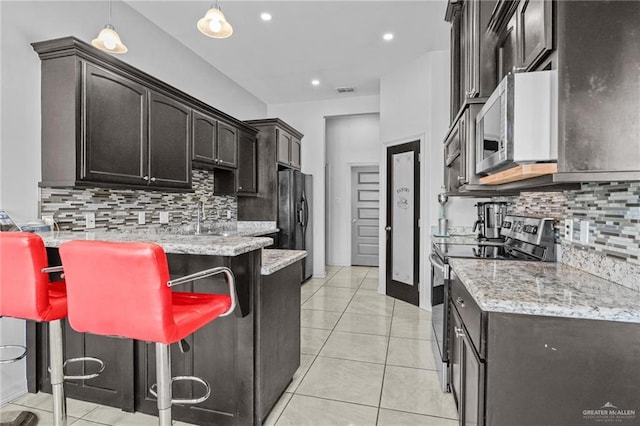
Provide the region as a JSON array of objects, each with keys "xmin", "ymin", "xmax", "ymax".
[{"xmin": 429, "ymin": 215, "xmax": 556, "ymax": 392}]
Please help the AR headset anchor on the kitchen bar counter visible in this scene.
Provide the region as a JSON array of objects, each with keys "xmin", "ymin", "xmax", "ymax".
[
  {"xmin": 261, "ymin": 249, "xmax": 307, "ymax": 275},
  {"xmin": 38, "ymin": 231, "xmax": 272, "ymax": 256},
  {"xmin": 449, "ymin": 258, "xmax": 640, "ymax": 323}
]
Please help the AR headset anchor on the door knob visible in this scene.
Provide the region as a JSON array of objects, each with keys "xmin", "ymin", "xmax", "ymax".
[
  {"xmin": 385, "ymin": 226, "xmax": 391, "ymax": 232},
  {"xmin": 352, "ymin": 219, "xmax": 357, "ymax": 224}
]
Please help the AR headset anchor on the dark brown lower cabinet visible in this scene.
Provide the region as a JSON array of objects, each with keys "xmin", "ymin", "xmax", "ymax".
[
  {"xmin": 27, "ymin": 249, "xmax": 302, "ymax": 425},
  {"xmin": 449, "ymin": 271, "xmax": 640, "ymax": 426}
]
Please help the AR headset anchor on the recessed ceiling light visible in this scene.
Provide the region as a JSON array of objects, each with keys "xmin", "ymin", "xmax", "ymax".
[
  {"xmin": 383, "ymin": 33, "xmax": 394, "ymax": 41},
  {"xmin": 261, "ymin": 12, "xmax": 272, "ymax": 21},
  {"xmin": 311, "ymin": 79, "xmax": 320, "ymax": 86}
]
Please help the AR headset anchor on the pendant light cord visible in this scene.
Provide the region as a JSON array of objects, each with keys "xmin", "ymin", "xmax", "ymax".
[{"xmin": 108, "ymin": 0, "xmax": 112, "ymax": 25}]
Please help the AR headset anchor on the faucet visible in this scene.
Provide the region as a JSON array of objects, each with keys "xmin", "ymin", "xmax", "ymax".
[{"xmin": 196, "ymin": 201, "xmax": 204, "ymax": 235}]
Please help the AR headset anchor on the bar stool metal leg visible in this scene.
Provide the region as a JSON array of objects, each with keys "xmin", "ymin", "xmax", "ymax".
[
  {"xmin": 155, "ymin": 343, "xmax": 172, "ymax": 426},
  {"xmin": 49, "ymin": 319, "xmax": 67, "ymax": 426}
]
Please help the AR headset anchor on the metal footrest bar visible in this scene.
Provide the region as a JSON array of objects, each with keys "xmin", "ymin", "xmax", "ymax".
[
  {"xmin": 150, "ymin": 375, "xmax": 211, "ymax": 405},
  {"xmin": 48, "ymin": 356, "xmax": 105, "ymax": 380},
  {"xmin": 0, "ymin": 345, "xmax": 27, "ymax": 364}
]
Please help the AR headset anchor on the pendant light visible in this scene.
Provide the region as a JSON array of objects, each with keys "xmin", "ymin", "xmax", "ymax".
[
  {"xmin": 92, "ymin": 1, "xmax": 128, "ymax": 54},
  {"xmin": 197, "ymin": 1, "xmax": 233, "ymax": 39}
]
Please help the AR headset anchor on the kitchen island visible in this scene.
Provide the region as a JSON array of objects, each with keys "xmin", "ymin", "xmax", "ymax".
[
  {"xmin": 27, "ymin": 231, "xmax": 304, "ymax": 425},
  {"xmin": 448, "ymin": 258, "xmax": 640, "ymax": 425}
]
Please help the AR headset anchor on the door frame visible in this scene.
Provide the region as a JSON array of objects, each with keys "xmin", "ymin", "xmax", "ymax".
[
  {"xmin": 347, "ymin": 162, "xmax": 380, "ymax": 266},
  {"xmin": 377, "ymin": 134, "xmax": 429, "ymax": 309}
]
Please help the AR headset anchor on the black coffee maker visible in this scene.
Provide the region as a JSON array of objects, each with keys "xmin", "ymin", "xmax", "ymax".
[{"xmin": 473, "ymin": 202, "xmax": 509, "ymax": 240}]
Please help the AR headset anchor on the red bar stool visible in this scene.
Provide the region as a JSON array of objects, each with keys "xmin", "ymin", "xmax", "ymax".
[
  {"xmin": 0, "ymin": 232, "xmax": 104, "ymax": 426},
  {"xmin": 58, "ymin": 240, "xmax": 236, "ymax": 426}
]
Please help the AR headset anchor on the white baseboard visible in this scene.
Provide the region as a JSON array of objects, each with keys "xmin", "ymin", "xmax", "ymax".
[{"xmin": 0, "ymin": 384, "xmax": 27, "ymax": 406}]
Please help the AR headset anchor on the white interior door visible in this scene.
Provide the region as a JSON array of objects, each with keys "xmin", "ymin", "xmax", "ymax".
[{"xmin": 351, "ymin": 166, "xmax": 380, "ymax": 266}]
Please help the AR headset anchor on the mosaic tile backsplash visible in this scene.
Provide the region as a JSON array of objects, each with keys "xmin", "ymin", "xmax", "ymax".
[
  {"xmin": 495, "ymin": 182, "xmax": 640, "ymax": 290},
  {"xmin": 40, "ymin": 169, "xmax": 236, "ymax": 231}
]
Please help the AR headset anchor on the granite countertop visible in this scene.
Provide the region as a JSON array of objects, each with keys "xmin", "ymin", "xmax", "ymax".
[
  {"xmin": 261, "ymin": 249, "xmax": 307, "ymax": 275},
  {"xmin": 449, "ymin": 258, "xmax": 640, "ymax": 323},
  {"xmin": 38, "ymin": 231, "xmax": 272, "ymax": 257}
]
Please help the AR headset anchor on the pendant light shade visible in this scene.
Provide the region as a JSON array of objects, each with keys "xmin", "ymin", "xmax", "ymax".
[
  {"xmin": 92, "ymin": 24, "xmax": 128, "ymax": 53},
  {"xmin": 197, "ymin": 3, "xmax": 233, "ymax": 39},
  {"xmin": 92, "ymin": 1, "xmax": 128, "ymax": 54}
]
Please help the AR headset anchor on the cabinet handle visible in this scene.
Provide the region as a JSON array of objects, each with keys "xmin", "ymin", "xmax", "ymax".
[
  {"xmin": 150, "ymin": 177, "xmax": 157, "ymax": 182},
  {"xmin": 238, "ymin": 186, "xmax": 243, "ymax": 190},
  {"xmin": 454, "ymin": 327, "xmax": 465, "ymax": 338},
  {"xmin": 142, "ymin": 176, "xmax": 149, "ymax": 181},
  {"xmin": 456, "ymin": 296, "xmax": 465, "ymax": 308}
]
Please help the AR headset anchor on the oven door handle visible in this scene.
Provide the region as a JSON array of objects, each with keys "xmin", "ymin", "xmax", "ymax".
[{"xmin": 430, "ymin": 253, "xmax": 445, "ymax": 272}]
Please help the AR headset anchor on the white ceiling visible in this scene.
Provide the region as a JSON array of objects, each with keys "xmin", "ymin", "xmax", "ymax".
[{"xmin": 126, "ymin": 1, "xmax": 450, "ymax": 105}]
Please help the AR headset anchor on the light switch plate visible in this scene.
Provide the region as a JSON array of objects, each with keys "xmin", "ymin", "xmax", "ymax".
[
  {"xmin": 580, "ymin": 220, "xmax": 589, "ymax": 243},
  {"xmin": 138, "ymin": 212, "xmax": 146, "ymax": 225},
  {"xmin": 85, "ymin": 212, "xmax": 95, "ymax": 229},
  {"xmin": 159, "ymin": 211, "xmax": 169, "ymax": 224}
]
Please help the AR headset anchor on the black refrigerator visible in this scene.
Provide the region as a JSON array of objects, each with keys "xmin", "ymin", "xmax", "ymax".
[{"xmin": 278, "ymin": 170, "xmax": 313, "ymax": 281}]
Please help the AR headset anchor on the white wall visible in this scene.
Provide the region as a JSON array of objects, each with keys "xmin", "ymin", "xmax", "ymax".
[
  {"xmin": 268, "ymin": 96, "xmax": 380, "ymax": 278},
  {"xmin": 0, "ymin": 0, "xmax": 266, "ymax": 403},
  {"xmin": 325, "ymin": 114, "xmax": 380, "ymax": 266},
  {"xmin": 379, "ymin": 50, "xmax": 484, "ymax": 310}
]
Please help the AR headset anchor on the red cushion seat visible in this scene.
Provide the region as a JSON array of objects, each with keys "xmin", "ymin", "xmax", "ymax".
[
  {"xmin": 59, "ymin": 240, "xmax": 232, "ymax": 345},
  {"xmin": 0, "ymin": 232, "xmax": 67, "ymax": 322}
]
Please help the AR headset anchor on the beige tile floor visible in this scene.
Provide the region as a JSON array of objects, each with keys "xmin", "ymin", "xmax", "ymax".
[{"xmin": 1, "ymin": 266, "xmax": 458, "ymax": 426}]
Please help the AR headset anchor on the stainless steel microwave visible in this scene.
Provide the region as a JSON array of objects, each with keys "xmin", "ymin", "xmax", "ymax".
[{"xmin": 475, "ymin": 70, "xmax": 557, "ymax": 175}]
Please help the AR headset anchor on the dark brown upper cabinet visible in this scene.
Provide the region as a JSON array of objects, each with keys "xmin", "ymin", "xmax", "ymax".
[
  {"xmin": 33, "ymin": 36, "xmax": 257, "ymax": 191},
  {"xmin": 494, "ymin": 0, "xmax": 553, "ymax": 81},
  {"xmin": 446, "ymin": 0, "xmax": 497, "ymax": 122},
  {"xmin": 216, "ymin": 121, "xmax": 238, "ymax": 168},
  {"xmin": 82, "ymin": 63, "xmax": 148, "ymax": 186},
  {"xmin": 276, "ymin": 129, "xmax": 301, "ymax": 170},
  {"xmin": 192, "ymin": 111, "xmax": 238, "ymax": 169},
  {"xmin": 84, "ymin": 63, "xmax": 191, "ymax": 190},
  {"xmin": 239, "ymin": 119, "xmax": 304, "ymax": 221},
  {"xmin": 148, "ymin": 92, "xmax": 191, "ymax": 188},
  {"xmin": 236, "ymin": 130, "xmax": 258, "ymax": 195},
  {"xmin": 518, "ymin": 0, "xmax": 553, "ymax": 72},
  {"xmin": 497, "ymin": 12, "xmax": 517, "ymax": 81}
]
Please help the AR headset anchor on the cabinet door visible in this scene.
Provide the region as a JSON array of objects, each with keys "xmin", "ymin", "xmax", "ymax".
[
  {"xmin": 237, "ymin": 131, "xmax": 257, "ymax": 194},
  {"xmin": 290, "ymin": 137, "xmax": 302, "ymax": 169},
  {"xmin": 450, "ymin": 304, "xmax": 462, "ymax": 410},
  {"xmin": 192, "ymin": 110, "xmax": 217, "ymax": 164},
  {"xmin": 464, "ymin": 0, "xmax": 480, "ymax": 98},
  {"xmin": 444, "ymin": 114, "xmax": 466, "ymax": 192},
  {"xmin": 450, "ymin": 9, "xmax": 463, "ymax": 120},
  {"xmin": 148, "ymin": 91, "xmax": 191, "ymax": 188},
  {"xmin": 216, "ymin": 121, "xmax": 238, "ymax": 169},
  {"xmin": 83, "ymin": 62, "xmax": 148, "ymax": 185},
  {"xmin": 497, "ymin": 13, "xmax": 518, "ymax": 81},
  {"xmin": 461, "ymin": 331, "xmax": 485, "ymax": 426},
  {"xmin": 518, "ymin": 0, "xmax": 553, "ymax": 71},
  {"xmin": 276, "ymin": 129, "xmax": 292, "ymax": 166}
]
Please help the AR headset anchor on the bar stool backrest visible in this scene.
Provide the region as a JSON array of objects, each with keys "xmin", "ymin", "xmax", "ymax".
[
  {"xmin": 0, "ymin": 232, "xmax": 59, "ymax": 321},
  {"xmin": 59, "ymin": 240, "xmax": 175, "ymax": 343}
]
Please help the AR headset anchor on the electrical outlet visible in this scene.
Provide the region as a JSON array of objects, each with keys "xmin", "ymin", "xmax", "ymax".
[
  {"xmin": 226, "ymin": 210, "xmax": 232, "ymax": 219},
  {"xmin": 138, "ymin": 211, "xmax": 146, "ymax": 225},
  {"xmin": 580, "ymin": 220, "xmax": 589, "ymax": 243},
  {"xmin": 564, "ymin": 219, "xmax": 573, "ymax": 241},
  {"xmin": 42, "ymin": 215, "xmax": 55, "ymax": 226},
  {"xmin": 85, "ymin": 212, "xmax": 95, "ymax": 229},
  {"xmin": 159, "ymin": 211, "xmax": 170, "ymax": 224}
]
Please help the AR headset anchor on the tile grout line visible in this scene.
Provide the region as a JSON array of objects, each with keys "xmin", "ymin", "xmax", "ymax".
[{"xmin": 375, "ymin": 292, "xmax": 396, "ymax": 425}]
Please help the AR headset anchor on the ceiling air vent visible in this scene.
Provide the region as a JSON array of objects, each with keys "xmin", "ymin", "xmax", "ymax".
[{"xmin": 335, "ymin": 87, "xmax": 355, "ymax": 94}]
